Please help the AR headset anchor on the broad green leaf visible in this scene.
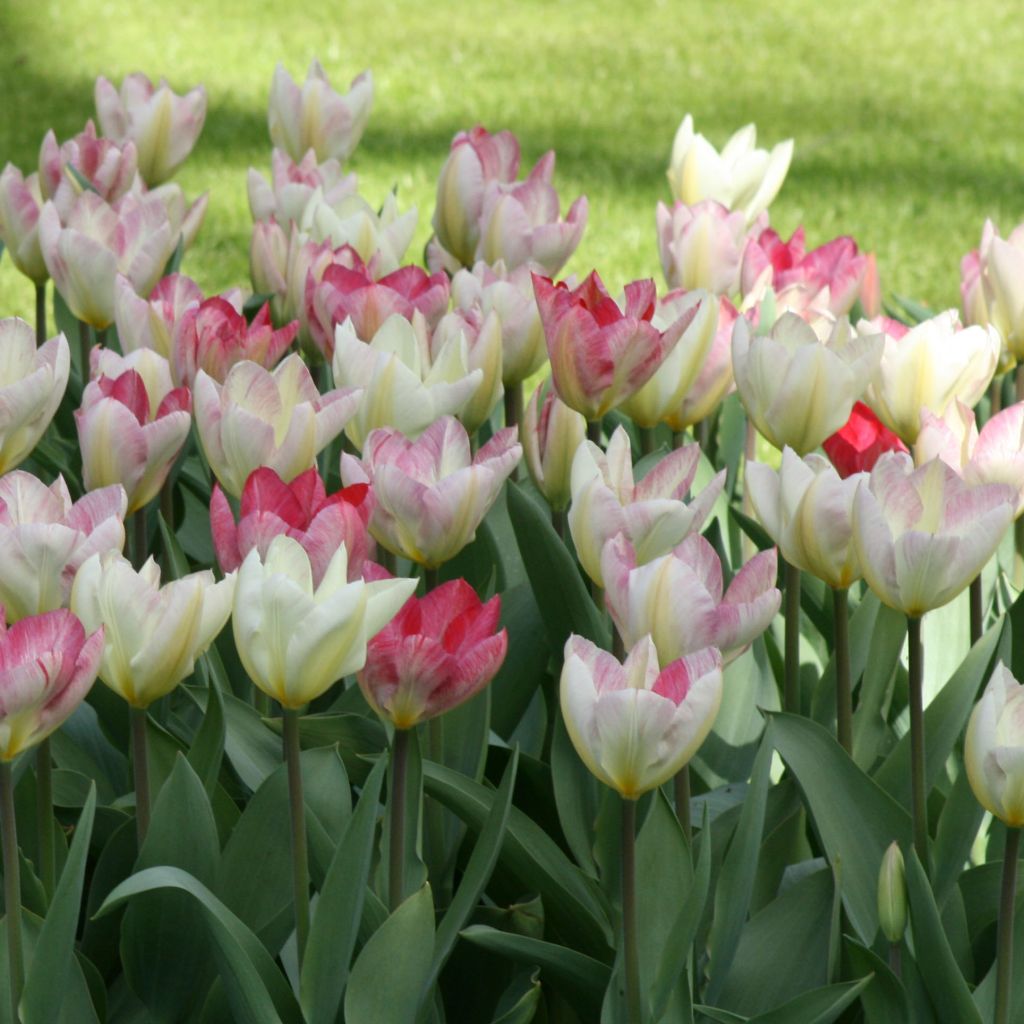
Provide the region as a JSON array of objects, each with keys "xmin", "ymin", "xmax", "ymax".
[
  {"xmin": 440, "ymin": 513, "xmax": 506, "ymax": 595},
  {"xmin": 551, "ymin": 710, "xmax": 601, "ymax": 876},
  {"xmin": 80, "ymin": 820, "xmax": 138, "ymax": 978},
  {"xmin": 851, "ymin": 604, "xmax": 906, "ymax": 771},
  {"xmin": 344, "ymin": 884, "xmax": 435, "ymax": 1024},
  {"xmin": 490, "ymin": 970, "xmax": 542, "ymax": 1024},
  {"xmin": 747, "ymin": 976, "xmax": 872, "ymax": 1024},
  {"xmin": 932, "ymin": 767, "xmax": 986, "ymax": 906},
  {"xmin": 158, "ymin": 511, "xmax": 191, "ymax": 579},
  {"xmin": 843, "ymin": 938, "xmax": 910, "ymax": 1024},
  {"xmin": 288, "ymin": 711, "xmax": 386, "ymax": 782},
  {"xmin": 187, "ymin": 675, "xmax": 226, "ymax": 799},
  {"xmin": 904, "ymin": 850, "xmax": 982, "ymax": 1024},
  {"xmin": 96, "ymin": 866, "xmax": 303, "ymax": 1024},
  {"xmin": 771, "ymin": 712, "xmax": 913, "ymax": 942},
  {"xmin": 461, "ymin": 926, "xmax": 610, "ymax": 1020},
  {"xmin": 21, "ymin": 786, "xmax": 96, "ymax": 1024}
]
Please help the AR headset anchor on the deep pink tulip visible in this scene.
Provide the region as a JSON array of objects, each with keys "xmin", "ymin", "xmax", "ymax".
[
  {"xmin": 823, "ymin": 401, "xmax": 909, "ymax": 479},
  {"xmin": 358, "ymin": 579, "xmax": 507, "ymax": 728},
  {"xmin": 210, "ymin": 466, "xmax": 373, "ymax": 584}
]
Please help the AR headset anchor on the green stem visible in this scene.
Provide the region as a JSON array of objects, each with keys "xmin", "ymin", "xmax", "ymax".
[
  {"xmin": 991, "ymin": 376, "xmax": 1004, "ymax": 417},
  {"xmin": 996, "ymin": 826, "xmax": 1021, "ymax": 1024},
  {"xmin": 389, "ymin": 728, "xmax": 410, "ymax": 911},
  {"xmin": 34, "ymin": 281, "xmax": 47, "ymax": 346},
  {"xmin": 1017, "ymin": 364, "xmax": 1024, "ymax": 404},
  {"xmin": 969, "ymin": 575, "xmax": 983, "ymax": 647},
  {"xmin": 132, "ymin": 507, "xmax": 148, "ymax": 570},
  {"xmin": 95, "ymin": 326, "xmax": 108, "ymax": 350},
  {"xmin": 551, "ymin": 506, "xmax": 566, "ymax": 540},
  {"xmin": 282, "ymin": 707, "xmax": 310, "ymax": 967},
  {"xmin": 833, "ymin": 587, "xmax": 852, "ymax": 755},
  {"xmin": 503, "ymin": 382, "xmax": 523, "ymax": 430},
  {"xmin": 131, "ymin": 706, "xmax": 151, "ymax": 847},
  {"xmin": 160, "ymin": 478, "xmax": 175, "ymax": 533},
  {"xmin": 888, "ymin": 942, "xmax": 901, "ymax": 979},
  {"xmin": 0, "ymin": 761, "xmax": 23, "ymax": 1022},
  {"xmin": 35, "ymin": 739, "xmax": 55, "ymax": 899},
  {"xmin": 621, "ymin": 797, "xmax": 642, "ymax": 1023},
  {"xmin": 674, "ymin": 764, "xmax": 692, "ymax": 847},
  {"xmin": 697, "ymin": 416, "xmax": 710, "ymax": 451},
  {"xmin": 639, "ymin": 426, "xmax": 656, "ymax": 457},
  {"xmin": 423, "ymin": 566, "xmax": 439, "ymax": 593},
  {"xmin": 907, "ymin": 615, "xmax": 928, "ymax": 865},
  {"xmin": 784, "ymin": 560, "xmax": 801, "ymax": 714},
  {"xmin": 78, "ymin": 320, "xmax": 92, "ymax": 382},
  {"xmin": 587, "ymin": 419, "xmax": 602, "ymax": 445}
]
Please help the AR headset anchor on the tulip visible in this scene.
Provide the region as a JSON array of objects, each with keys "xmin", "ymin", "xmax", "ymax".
[
  {"xmin": 732, "ymin": 311, "xmax": 883, "ymax": 455},
  {"xmin": 862, "ymin": 311, "xmax": 1000, "ymax": 445},
  {"xmin": 602, "ymin": 532, "xmax": 780, "ymax": 664},
  {"xmin": 432, "ymin": 126, "xmax": 521, "ymax": 267},
  {"xmin": 248, "ymin": 148, "xmax": 358, "ymax": 225},
  {"xmin": 194, "ymin": 354, "xmax": 361, "ymax": 497},
  {"xmin": 95, "ymin": 73, "xmax": 207, "ymax": 185},
  {"xmin": 268, "ymin": 61, "xmax": 373, "ymax": 164},
  {"xmin": 145, "ymin": 181, "xmax": 209, "ymax": 253},
  {"xmin": 877, "ymin": 842, "xmax": 908, "ymax": 945},
  {"xmin": 0, "ymin": 320, "xmax": 70, "ymax": 474},
  {"xmin": 560, "ymin": 633, "xmax": 722, "ymax": 800},
  {"xmin": 667, "ymin": 114, "xmax": 793, "ymax": 225},
  {"xmin": 114, "ymin": 272, "xmax": 205, "ymax": 358},
  {"xmin": 823, "ymin": 401, "xmax": 908, "ymax": 478},
  {"xmin": 76, "ymin": 367, "xmax": 191, "ymax": 513},
  {"xmin": 0, "ymin": 165, "xmax": 48, "ymax": 284},
  {"xmin": 359, "ymin": 579, "xmax": 507, "ymax": 729},
  {"xmin": 534, "ymin": 270, "xmax": 689, "ymax": 421},
  {"xmin": 475, "ymin": 151, "xmax": 588, "ymax": 275},
  {"xmin": 172, "ymin": 297, "xmax": 297, "ymax": 387},
  {"xmin": 211, "ymin": 466, "xmax": 373, "ymax": 584},
  {"xmin": 569, "ymin": 426, "xmax": 724, "ymax": 587},
  {"xmin": 341, "ymin": 416, "xmax": 521, "ymax": 568},
  {"xmin": 522, "ymin": 380, "xmax": 587, "ymax": 513},
  {"xmin": 962, "ymin": 219, "xmax": 1024, "ymax": 367},
  {"xmin": 0, "ymin": 472, "xmax": 126, "ymax": 621},
  {"xmin": 431, "ymin": 308, "xmax": 504, "ymax": 434},
  {"xmin": 655, "ymin": 199, "xmax": 754, "ymax": 295},
  {"xmin": 331, "ymin": 313, "xmax": 482, "ymax": 451}
]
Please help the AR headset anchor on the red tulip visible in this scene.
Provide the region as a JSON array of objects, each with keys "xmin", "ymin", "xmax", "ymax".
[{"xmin": 823, "ymin": 401, "xmax": 908, "ymax": 478}]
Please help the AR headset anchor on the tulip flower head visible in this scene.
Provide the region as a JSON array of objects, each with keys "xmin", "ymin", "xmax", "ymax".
[
  {"xmin": 655, "ymin": 199, "xmax": 753, "ymax": 296},
  {"xmin": 233, "ymin": 535, "xmax": 417, "ymax": 709},
  {"xmin": 359, "ymin": 580, "xmax": 507, "ymax": 729},
  {"xmin": 114, "ymin": 272, "xmax": 205, "ymax": 359},
  {"xmin": 851, "ymin": 452, "xmax": 1016, "ymax": 617},
  {"xmin": 0, "ymin": 608, "xmax": 103, "ymax": 761},
  {"xmin": 560, "ymin": 634, "xmax": 723, "ymax": 799},
  {"xmin": 823, "ymin": 401, "xmax": 908, "ymax": 479},
  {"xmin": 342, "ymin": 416, "xmax": 521, "ymax": 569},
  {"xmin": 431, "ymin": 308, "xmax": 504, "ymax": 434},
  {"xmin": 0, "ymin": 165, "xmax": 48, "ymax": 283},
  {"xmin": 522, "ymin": 379, "xmax": 587, "ymax": 512},
  {"xmin": 71, "ymin": 552, "xmax": 235, "ymax": 708},
  {"xmin": 248, "ymin": 148, "xmax": 358, "ymax": 226},
  {"xmin": 961, "ymin": 219, "xmax": 1024, "ymax": 366},
  {"xmin": 38, "ymin": 121, "xmax": 138, "ymax": 217},
  {"xmin": 966, "ymin": 663, "xmax": 1024, "ymax": 827}
]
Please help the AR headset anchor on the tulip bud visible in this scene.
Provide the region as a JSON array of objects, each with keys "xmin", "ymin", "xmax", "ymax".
[
  {"xmin": 248, "ymin": 148, "xmax": 358, "ymax": 225},
  {"xmin": 0, "ymin": 165, "xmax": 48, "ymax": 284},
  {"xmin": 432, "ymin": 308, "xmax": 504, "ymax": 434},
  {"xmin": 966, "ymin": 663, "xmax": 1024, "ymax": 827},
  {"xmin": 877, "ymin": 842, "xmax": 908, "ymax": 944},
  {"xmin": 656, "ymin": 199, "xmax": 752, "ymax": 296},
  {"xmin": 522, "ymin": 380, "xmax": 586, "ymax": 512}
]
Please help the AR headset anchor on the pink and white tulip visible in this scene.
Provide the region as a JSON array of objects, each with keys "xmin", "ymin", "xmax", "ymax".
[
  {"xmin": 560, "ymin": 634, "xmax": 723, "ymax": 799},
  {"xmin": 0, "ymin": 165, "xmax": 48, "ymax": 283},
  {"xmin": 522, "ymin": 380, "xmax": 587, "ymax": 512},
  {"xmin": 341, "ymin": 416, "xmax": 521, "ymax": 569},
  {"xmin": 248, "ymin": 148, "xmax": 358, "ymax": 226},
  {"xmin": 656, "ymin": 199, "xmax": 754, "ymax": 295},
  {"xmin": 431, "ymin": 308, "xmax": 504, "ymax": 434},
  {"xmin": 95, "ymin": 73, "xmax": 207, "ymax": 186}
]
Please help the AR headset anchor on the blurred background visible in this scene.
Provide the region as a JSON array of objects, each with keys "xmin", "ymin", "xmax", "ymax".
[{"xmin": 2, "ymin": 0, "xmax": 1022, "ymax": 316}]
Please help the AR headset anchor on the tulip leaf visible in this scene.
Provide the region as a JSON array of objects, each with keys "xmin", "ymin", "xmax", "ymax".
[
  {"xmin": 273, "ymin": 710, "xmax": 386, "ymax": 783},
  {"xmin": 904, "ymin": 849, "xmax": 983, "ymax": 1024},
  {"xmin": 96, "ymin": 866, "xmax": 302, "ymax": 1024},
  {"xmin": 851, "ymin": 604, "xmax": 906, "ymax": 771},
  {"xmin": 551, "ymin": 708, "xmax": 601, "ymax": 875},
  {"xmin": 706, "ymin": 732, "xmax": 773, "ymax": 1001},
  {"xmin": 931, "ymin": 764, "xmax": 986, "ymax": 906},
  {"xmin": 422, "ymin": 760, "xmax": 614, "ymax": 958},
  {"xmin": 300, "ymin": 755, "xmax": 387, "ymax": 1024},
  {"xmin": 746, "ymin": 976, "xmax": 873, "ymax": 1024},
  {"xmin": 20, "ymin": 785, "xmax": 96, "ymax": 1024},
  {"xmin": 507, "ymin": 481, "xmax": 610, "ymax": 650},
  {"xmin": 873, "ymin": 619, "xmax": 1003, "ymax": 807},
  {"xmin": 197, "ymin": 688, "xmax": 279, "ymax": 792},
  {"xmin": 770, "ymin": 711, "xmax": 913, "ymax": 943},
  {"xmin": 158, "ymin": 511, "xmax": 192, "ymax": 579},
  {"xmin": 187, "ymin": 673, "xmax": 226, "ymax": 799},
  {"xmin": 489, "ymin": 969, "xmax": 542, "ymax": 1024},
  {"xmin": 843, "ymin": 938, "xmax": 910, "ymax": 1024},
  {"xmin": 344, "ymin": 884, "xmax": 435, "ymax": 1024},
  {"xmin": 460, "ymin": 925, "xmax": 611, "ymax": 1019}
]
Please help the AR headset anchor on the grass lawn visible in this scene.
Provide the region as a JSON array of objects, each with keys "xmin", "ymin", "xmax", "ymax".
[{"xmin": 2, "ymin": 0, "xmax": 1022, "ymax": 320}]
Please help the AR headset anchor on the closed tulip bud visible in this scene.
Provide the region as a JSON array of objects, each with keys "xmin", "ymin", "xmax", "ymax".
[
  {"xmin": 0, "ymin": 608, "xmax": 104, "ymax": 760},
  {"xmin": 966, "ymin": 663, "xmax": 1024, "ymax": 827},
  {"xmin": 268, "ymin": 61, "xmax": 373, "ymax": 164},
  {"xmin": 0, "ymin": 319, "xmax": 70, "ymax": 474},
  {"xmin": 823, "ymin": 401, "xmax": 908, "ymax": 479},
  {"xmin": 0, "ymin": 165, "xmax": 48, "ymax": 283},
  {"xmin": 560, "ymin": 634, "xmax": 723, "ymax": 799},
  {"xmin": 431, "ymin": 308, "xmax": 504, "ymax": 434},
  {"xmin": 114, "ymin": 272, "xmax": 204, "ymax": 358},
  {"xmin": 863, "ymin": 311, "xmax": 1000, "ymax": 445},
  {"xmin": 733, "ymin": 312, "xmax": 883, "ymax": 455},
  {"xmin": 961, "ymin": 220, "xmax": 1024, "ymax": 366},
  {"xmin": 194, "ymin": 354, "xmax": 362, "ymax": 498},
  {"xmin": 250, "ymin": 219, "xmax": 290, "ymax": 299},
  {"xmin": 95, "ymin": 73, "xmax": 207, "ymax": 186},
  {"xmin": 569, "ymin": 426, "xmax": 724, "ymax": 587},
  {"xmin": 248, "ymin": 148, "xmax": 358, "ymax": 226},
  {"xmin": 522, "ymin": 380, "xmax": 587, "ymax": 511},
  {"xmin": 0, "ymin": 472, "xmax": 126, "ymax": 620},
  {"xmin": 342, "ymin": 416, "xmax": 521, "ymax": 569},
  {"xmin": 71, "ymin": 552, "xmax": 235, "ymax": 708},
  {"xmin": 746, "ymin": 448, "xmax": 864, "ymax": 589},
  {"xmin": 233, "ymin": 535, "xmax": 416, "ymax": 708},
  {"xmin": 852, "ymin": 453, "xmax": 1015, "ymax": 617},
  {"xmin": 332, "ymin": 313, "xmax": 482, "ymax": 451},
  {"xmin": 656, "ymin": 199, "xmax": 754, "ymax": 296},
  {"xmin": 667, "ymin": 114, "xmax": 793, "ymax": 226},
  {"xmin": 359, "ymin": 580, "xmax": 507, "ymax": 729},
  {"xmin": 877, "ymin": 842, "xmax": 908, "ymax": 943}
]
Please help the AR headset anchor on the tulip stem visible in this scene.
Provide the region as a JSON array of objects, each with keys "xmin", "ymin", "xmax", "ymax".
[
  {"xmin": 282, "ymin": 707, "xmax": 310, "ymax": 967},
  {"xmin": 78, "ymin": 320, "xmax": 91, "ymax": 383},
  {"xmin": 639, "ymin": 426, "xmax": 656, "ymax": 457},
  {"xmin": 907, "ymin": 615, "xmax": 928, "ymax": 865},
  {"xmin": 784, "ymin": 560, "xmax": 801, "ymax": 714},
  {"xmin": 130, "ymin": 706, "xmax": 151, "ymax": 847},
  {"xmin": 1016, "ymin": 365, "xmax": 1024, "ymax": 405},
  {"xmin": 991, "ymin": 376, "xmax": 1004, "ymax": 417},
  {"xmin": 587, "ymin": 420, "xmax": 602, "ymax": 445},
  {"xmin": 674, "ymin": 764, "xmax": 692, "ymax": 847},
  {"xmin": 504, "ymin": 382, "xmax": 523, "ymax": 430},
  {"xmin": 0, "ymin": 761, "xmax": 23, "ymax": 1022},
  {"xmin": 132, "ymin": 508, "xmax": 148, "ymax": 570},
  {"xmin": 551, "ymin": 507, "xmax": 565, "ymax": 540},
  {"xmin": 996, "ymin": 826, "xmax": 1020, "ymax": 1024},
  {"xmin": 833, "ymin": 587, "xmax": 852, "ymax": 755},
  {"xmin": 389, "ymin": 728, "xmax": 410, "ymax": 911},
  {"xmin": 969, "ymin": 576, "xmax": 983, "ymax": 646},
  {"xmin": 34, "ymin": 281, "xmax": 46, "ymax": 346},
  {"xmin": 35, "ymin": 739, "xmax": 55, "ymax": 899},
  {"xmin": 888, "ymin": 942, "xmax": 901, "ymax": 979},
  {"xmin": 621, "ymin": 797, "xmax": 642, "ymax": 1024},
  {"xmin": 160, "ymin": 478, "xmax": 175, "ymax": 533}
]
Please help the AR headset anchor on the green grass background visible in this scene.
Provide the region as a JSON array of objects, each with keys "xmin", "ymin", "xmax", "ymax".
[{"xmin": 2, "ymin": 0, "xmax": 1022, "ymax": 321}]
